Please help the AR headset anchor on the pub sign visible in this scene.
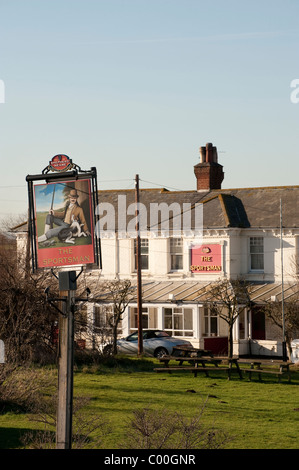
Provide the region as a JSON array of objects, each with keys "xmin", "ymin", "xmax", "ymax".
[
  {"xmin": 190, "ymin": 244, "xmax": 222, "ymax": 273},
  {"xmin": 26, "ymin": 155, "xmax": 101, "ymax": 272}
]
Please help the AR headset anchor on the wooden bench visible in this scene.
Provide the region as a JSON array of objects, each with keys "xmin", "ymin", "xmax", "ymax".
[
  {"xmin": 154, "ymin": 366, "xmax": 233, "ymax": 378},
  {"xmin": 239, "ymin": 368, "xmax": 284, "ymax": 382},
  {"xmin": 158, "ymin": 356, "xmax": 222, "ymax": 367},
  {"xmin": 238, "ymin": 360, "xmax": 291, "ymax": 383},
  {"xmin": 156, "ymin": 355, "xmax": 243, "ymax": 379}
]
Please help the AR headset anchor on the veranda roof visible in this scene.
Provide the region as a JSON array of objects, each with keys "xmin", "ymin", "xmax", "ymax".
[{"xmin": 93, "ymin": 280, "xmax": 299, "ymax": 305}]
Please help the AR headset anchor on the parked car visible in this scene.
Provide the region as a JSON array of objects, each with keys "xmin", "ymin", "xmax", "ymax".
[{"xmin": 104, "ymin": 329, "xmax": 192, "ymax": 358}]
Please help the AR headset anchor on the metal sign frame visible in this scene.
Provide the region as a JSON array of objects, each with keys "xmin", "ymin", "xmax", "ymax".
[{"xmin": 26, "ymin": 158, "xmax": 102, "ymax": 273}]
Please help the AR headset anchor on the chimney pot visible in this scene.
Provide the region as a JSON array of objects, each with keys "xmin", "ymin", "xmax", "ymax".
[
  {"xmin": 206, "ymin": 143, "xmax": 213, "ymax": 162},
  {"xmin": 199, "ymin": 146, "xmax": 206, "ymax": 162},
  {"xmin": 194, "ymin": 142, "xmax": 224, "ymax": 191}
]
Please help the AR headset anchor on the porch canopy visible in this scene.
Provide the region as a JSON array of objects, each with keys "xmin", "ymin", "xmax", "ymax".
[{"xmin": 92, "ymin": 280, "xmax": 299, "ymax": 305}]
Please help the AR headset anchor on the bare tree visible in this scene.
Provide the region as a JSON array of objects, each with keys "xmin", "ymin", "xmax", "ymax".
[
  {"xmin": 99, "ymin": 279, "xmax": 133, "ymax": 355},
  {"xmin": 122, "ymin": 401, "xmax": 231, "ymax": 449},
  {"xmin": 79, "ymin": 279, "xmax": 134, "ymax": 356},
  {"xmin": 23, "ymin": 394, "xmax": 111, "ymax": 449},
  {"xmin": 261, "ymin": 295, "xmax": 299, "ymax": 359},
  {"xmin": 0, "ymin": 231, "xmax": 59, "ymax": 364},
  {"xmin": 205, "ymin": 278, "xmax": 250, "ymax": 358},
  {"xmin": 0, "ymin": 213, "xmax": 27, "ymax": 232}
]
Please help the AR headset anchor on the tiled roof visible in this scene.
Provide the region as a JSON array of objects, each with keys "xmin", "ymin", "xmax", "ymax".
[
  {"xmin": 11, "ymin": 185, "xmax": 299, "ymax": 233},
  {"xmin": 98, "ymin": 185, "xmax": 299, "ymax": 230}
]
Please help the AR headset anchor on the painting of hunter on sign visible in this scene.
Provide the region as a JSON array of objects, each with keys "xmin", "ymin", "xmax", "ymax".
[{"xmin": 34, "ymin": 179, "xmax": 95, "ymax": 269}]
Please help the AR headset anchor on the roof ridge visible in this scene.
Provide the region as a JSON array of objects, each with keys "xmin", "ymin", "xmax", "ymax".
[{"xmin": 98, "ymin": 185, "xmax": 299, "ymax": 194}]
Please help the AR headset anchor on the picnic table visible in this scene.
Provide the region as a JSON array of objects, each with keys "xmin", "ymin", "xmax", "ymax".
[
  {"xmin": 155, "ymin": 348, "xmax": 243, "ymax": 380},
  {"xmin": 171, "ymin": 345, "xmax": 214, "ymax": 358},
  {"xmin": 237, "ymin": 358, "xmax": 292, "ymax": 382},
  {"xmin": 155, "ymin": 346, "xmax": 292, "ymax": 382}
]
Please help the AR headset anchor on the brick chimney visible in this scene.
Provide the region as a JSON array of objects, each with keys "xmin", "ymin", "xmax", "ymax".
[{"xmin": 194, "ymin": 142, "xmax": 224, "ymax": 191}]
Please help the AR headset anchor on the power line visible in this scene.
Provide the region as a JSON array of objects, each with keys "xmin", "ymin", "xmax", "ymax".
[{"xmin": 140, "ymin": 178, "xmax": 187, "ymax": 192}]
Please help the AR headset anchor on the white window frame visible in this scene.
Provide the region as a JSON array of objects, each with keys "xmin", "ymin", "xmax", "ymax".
[
  {"xmin": 249, "ymin": 237, "xmax": 264, "ymax": 272},
  {"xmin": 163, "ymin": 306, "xmax": 194, "ymax": 337},
  {"xmin": 93, "ymin": 304, "xmax": 122, "ymax": 335},
  {"xmin": 202, "ymin": 306, "xmax": 219, "ymax": 337},
  {"xmin": 169, "ymin": 237, "xmax": 183, "ymax": 271},
  {"xmin": 129, "ymin": 306, "xmax": 158, "ymax": 333},
  {"xmin": 134, "ymin": 238, "xmax": 149, "ymax": 270}
]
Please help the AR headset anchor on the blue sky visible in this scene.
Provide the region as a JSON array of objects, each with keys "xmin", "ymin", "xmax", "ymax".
[
  {"xmin": 34, "ymin": 183, "xmax": 66, "ymax": 212},
  {"xmin": 0, "ymin": 0, "xmax": 299, "ymax": 220}
]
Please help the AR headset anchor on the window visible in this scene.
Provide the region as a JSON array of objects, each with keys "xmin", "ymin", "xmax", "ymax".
[
  {"xmin": 94, "ymin": 305, "xmax": 122, "ymax": 334},
  {"xmin": 250, "ymin": 237, "xmax": 264, "ymax": 271},
  {"xmin": 130, "ymin": 307, "xmax": 158, "ymax": 332},
  {"xmin": 203, "ymin": 306, "xmax": 218, "ymax": 337},
  {"xmin": 134, "ymin": 238, "xmax": 149, "ymax": 270},
  {"xmin": 170, "ymin": 238, "xmax": 183, "ymax": 270},
  {"xmin": 164, "ymin": 307, "xmax": 193, "ymax": 337}
]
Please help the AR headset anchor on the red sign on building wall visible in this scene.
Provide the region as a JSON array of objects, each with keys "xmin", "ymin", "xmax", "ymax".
[{"xmin": 190, "ymin": 244, "xmax": 222, "ymax": 273}]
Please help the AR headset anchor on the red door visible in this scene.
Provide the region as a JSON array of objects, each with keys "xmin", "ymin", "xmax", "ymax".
[
  {"xmin": 204, "ymin": 337, "xmax": 228, "ymax": 355},
  {"xmin": 252, "ymin": 308, "xmax": 265, "ymax": 340}
]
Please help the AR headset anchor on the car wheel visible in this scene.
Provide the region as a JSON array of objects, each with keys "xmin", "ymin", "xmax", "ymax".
[
  {"xmin": 154, "ymin": 347, "xmax": 168, "ymax": 358},
  {"xmin": 103, "ymin": 344, "xmax": 113, "ymax": 356}
]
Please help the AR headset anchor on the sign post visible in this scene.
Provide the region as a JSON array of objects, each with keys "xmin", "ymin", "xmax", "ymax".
[
  {"xmin": 26, "ymin": 155, "xmax": 101, "ymax": 450},
  {"xmin": 56, "ymin": 272, "xmax": 76, "ymax": 449}
]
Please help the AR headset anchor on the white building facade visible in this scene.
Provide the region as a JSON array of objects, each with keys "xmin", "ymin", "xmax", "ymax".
[
  {"xmin": 89, "ymin": 143, "xmax": 299, "ymax": 358},
  {"xmin": 14, "ymin": 143, "xmax": 299, "ymax": 357}
]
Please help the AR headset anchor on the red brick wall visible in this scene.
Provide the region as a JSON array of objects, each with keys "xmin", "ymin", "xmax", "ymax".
[{"xmin": 194, "ymin": 163, "xmax": 224, "ymax": 190}]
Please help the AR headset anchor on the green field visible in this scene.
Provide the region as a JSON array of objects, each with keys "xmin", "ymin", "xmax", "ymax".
[{"xmin": 1, "ymin": 358, "xmax": 299, "ymax": 449}]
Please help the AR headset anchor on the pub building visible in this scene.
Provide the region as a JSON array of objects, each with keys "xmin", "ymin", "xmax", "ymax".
[{"xmin": 14, "ymin": 143, "xmax": 299, "ymax": 357}]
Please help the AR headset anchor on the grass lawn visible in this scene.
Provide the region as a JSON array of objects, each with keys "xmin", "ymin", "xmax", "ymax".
[{"xmin": 0, "ymin": 357, "xmax": 299, "ymax": 449}]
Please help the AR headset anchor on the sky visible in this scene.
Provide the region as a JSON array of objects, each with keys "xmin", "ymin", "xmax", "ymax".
[
  {"xmin": 0, "ymin": 0, "xmax": 299, "ymax": 223},
  {"xmin": 34, "ymin": 183, "xmax": 66, "ymax": 212}
]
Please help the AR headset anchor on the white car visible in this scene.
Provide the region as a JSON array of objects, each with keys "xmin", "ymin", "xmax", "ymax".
[{"xmin": 112, "ymin": 330, "xmax": 192, "ymax": 358}]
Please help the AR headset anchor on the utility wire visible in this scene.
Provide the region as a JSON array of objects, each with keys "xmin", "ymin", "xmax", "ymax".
[{"xmin": 140, "ymin": 178, "xmax": 187, "ymax": 192}]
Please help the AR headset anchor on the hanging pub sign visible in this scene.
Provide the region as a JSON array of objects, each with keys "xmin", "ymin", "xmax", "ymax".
[
  {"xmin": 190, "ymin": 244, "xmax": 222, "ymax": 273},
  {"xmin": 26, "ymin": 156, "xmax": 102, "ymax": 272}
]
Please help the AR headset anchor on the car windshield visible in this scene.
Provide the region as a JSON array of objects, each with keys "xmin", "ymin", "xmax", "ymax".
[
  {"xmin": 143, "ymin": 331, "xmax": 170, "ymax": 339},
  {"xmin": 126, "ymin": 332, "xmax": 138, "ymax": 341},
  {"xmin": 125, "ymin": 330, "xmax": 170, "ymax": 341},
  {"xmin": 155, "ymin": 331, "xmax": 170, "ymax": 337}
]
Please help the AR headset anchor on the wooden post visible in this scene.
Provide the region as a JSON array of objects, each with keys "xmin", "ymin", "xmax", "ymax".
[
  {"xmin": 56, "ymin": 272, "xmax": 76, "ymax": 449},
  {"xmin": 135, "ymin": 174, "xmax": 143, "ymax": 355}
]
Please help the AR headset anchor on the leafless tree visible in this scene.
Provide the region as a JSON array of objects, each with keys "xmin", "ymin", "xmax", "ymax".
[
  {"xmin": 261, "ymin": 295, "xmax": 299, "ymax": 358},
  {"xmin": 205, "ymin": 278, "xmax": 251, "ymax": 358},
  {"xmin": 0, "ymin": 231, "xmax": 59, "ymax": 365},
  {"xmin": 94, "ymin": 279, "xmax": 134, "ymax": 355},
  {"xmin": 23, "ymin": 394, "xmax": 111, "ymax": 449},
  {"xmin": 122, "ymin": 401, "xmax": 231, "ymax": 449},
  {"xmin": 75, "ymin": 278, "xmax": 134, "ymax": 356}
]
